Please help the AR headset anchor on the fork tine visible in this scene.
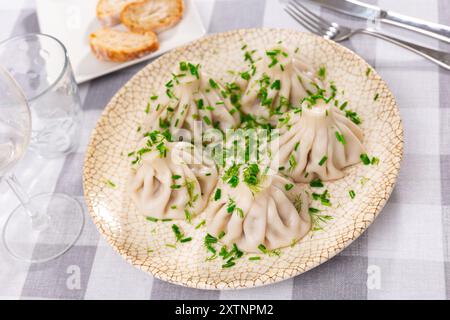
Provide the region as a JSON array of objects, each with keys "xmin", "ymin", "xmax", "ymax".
[
  {"xmin": 287, "ymin": 2, "xmax": 329, "ymax": 34},
  {"xmin": 290, "ymin": 0, "xmax": 334, "ymax": 29},
  {"xmin": 285, "ymin": 7, "xmax": 321, "ymax": 35}
]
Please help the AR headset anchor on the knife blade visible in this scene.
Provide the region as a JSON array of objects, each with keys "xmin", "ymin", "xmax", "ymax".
[{"xmin": 307, "ymin": 0, "xmax": 450, "ymax": 43}]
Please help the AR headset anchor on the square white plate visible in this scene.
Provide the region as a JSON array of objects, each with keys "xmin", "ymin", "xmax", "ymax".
[{"xmin": 36, "ymin": 0, "xmax": 206, "ymax": 83}]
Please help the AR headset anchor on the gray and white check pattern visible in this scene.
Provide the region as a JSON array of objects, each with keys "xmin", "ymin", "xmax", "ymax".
[{"xmin": 0, "ymin": 0, "xmax": 449, "ymax": 300}]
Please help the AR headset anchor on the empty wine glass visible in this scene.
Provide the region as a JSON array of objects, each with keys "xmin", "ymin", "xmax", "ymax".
[
  {"xmin": 0, "ymin": 33, "xmax": 82, "ymax": 159},
  {"xmin": 0, "ymin": 66, "xmax": 84, "ymax": 263}
]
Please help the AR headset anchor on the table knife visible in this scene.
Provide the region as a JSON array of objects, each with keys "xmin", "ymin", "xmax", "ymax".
[{"xmin": 307, "ymin": 0, "xmax": 450, "ymax": 43}]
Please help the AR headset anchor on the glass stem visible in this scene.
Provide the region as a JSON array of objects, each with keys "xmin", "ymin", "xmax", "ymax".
[{"xmin": 5, "ymin": 174, "xmax": 42, "ymax": 221}]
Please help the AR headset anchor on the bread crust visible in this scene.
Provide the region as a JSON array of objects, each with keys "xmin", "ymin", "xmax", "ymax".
[
  {"xmin": 89, "ymin": 29, "xmax": 159, "ymax": 62},
  {"xmin": 120, "ymin": 0, "xmax": 184, "ymax": 33},
  {"xmin": 96, "ymin": 0, "xmax": 137, "ymax": 27}
]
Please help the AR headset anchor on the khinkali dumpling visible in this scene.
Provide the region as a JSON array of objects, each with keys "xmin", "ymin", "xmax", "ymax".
[
  {"xmin": 271, "ymin": 99, "xmax": 365, "ymax": 182},
  {"xmin": 239, "ymin": 45, "xmax": 324, "ymax": 122},
  {"xmin": 143, "ymin": 62, "xmax": 240, "ymax": 134},
  {"xmin": 205, "ymin": 164, "xmax": 311, "ymax": 252},
  {"xmin": 129, "ymin": 138, "xmax": 218, "ymax": 220}
]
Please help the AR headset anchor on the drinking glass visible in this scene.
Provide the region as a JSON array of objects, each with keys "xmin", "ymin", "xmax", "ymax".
[
  {"xmin": 0, "ymin": 33, "xmax": 82, "ymax": 158},
  {"xmin": 0, "ymin": 66, "xmax": 84, "ymax": 263}
]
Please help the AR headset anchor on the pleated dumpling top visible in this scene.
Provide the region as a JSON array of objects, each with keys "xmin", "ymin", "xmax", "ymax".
[
  {"xmin": 143, "ymin": 61, "xmax": 241, "ymax": 134},
  {"xmin": 205, "ymin": 164, "xmax": 311, "ymax": 252},
  {"xmin": 239, "ymin": 45, "xmax": 324, "ymax": 122},
  {"xmin": 272, "ymin": 99, "xmax": 365, "ymax": 182},
  {"xmin": 129, "ymin": 138, "xmax": 218, "ymax": 220}
]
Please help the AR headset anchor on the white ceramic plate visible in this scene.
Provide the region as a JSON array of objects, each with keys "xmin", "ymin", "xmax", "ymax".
[
  {"xmin": 36, "ymin": 0, "xmax": 206, "ymax": 83},
  {"xmin": 83, "ymin": 29, "xmax": 403, "ymax": 289}
]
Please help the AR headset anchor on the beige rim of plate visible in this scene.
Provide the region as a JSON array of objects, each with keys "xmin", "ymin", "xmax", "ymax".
[{"xmin": 83, "ymin": 28, "xmax": 403, "ymax": 290}]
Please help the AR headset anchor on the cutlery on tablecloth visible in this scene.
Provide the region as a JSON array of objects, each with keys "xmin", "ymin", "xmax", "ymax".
[
  {"xmin": 306, "ymin": 0, "xmax": 450, "ymax": 43},
  {"xmin": 285, "ymin": 0, "xmax": 450, "ymax": 70}
]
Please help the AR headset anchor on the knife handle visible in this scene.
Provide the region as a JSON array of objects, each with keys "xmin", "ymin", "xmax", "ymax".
[{"xmin": 381, "ymin": 10, "xmax": 450, "ymax": 44}]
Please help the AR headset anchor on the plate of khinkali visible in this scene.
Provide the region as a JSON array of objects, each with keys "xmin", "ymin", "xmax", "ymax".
[{"xmin": 83, "ymin": 28, "xmax": 403, "ymax": 289}]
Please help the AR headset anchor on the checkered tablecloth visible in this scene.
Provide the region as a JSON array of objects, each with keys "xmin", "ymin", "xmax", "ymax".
[{"xmin": 0, "ymin": 0, "xmax": 449, "ymax": 300}]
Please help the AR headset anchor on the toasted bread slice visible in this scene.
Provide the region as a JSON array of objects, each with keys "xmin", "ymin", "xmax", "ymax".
[
  {"xmin": 96, "ymin": 0, "xmax": 137, "ymax": 26},
  {"xmin": 120, "ymin": 0, "xmax": 184, "ymax": 33},
  {"xmin": 89, "ymin": 28, "xmax": 159, "ymax": 62}
]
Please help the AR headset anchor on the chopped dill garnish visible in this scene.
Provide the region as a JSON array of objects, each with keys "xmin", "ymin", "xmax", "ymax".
[
  {"xmin": 308, "ymin": 208, "xmax": 333, "ymax": 231},
  {"xmin": 249, "ymin": 256, "xmax": 261, "ymax": 261}
]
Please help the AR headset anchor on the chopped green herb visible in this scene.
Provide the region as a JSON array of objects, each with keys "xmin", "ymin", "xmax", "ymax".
[
  {"xmin": 270, "ymin": 79, "xmax": 281, "ymax": 90},
  {"xmin": 285, "ymin": 183, "xmax": 294, "ymax": 191},
  {"xmin": 171, "ymin": 224, "xmax": 183, "ymax": 242},
  {"xmin": 309, "ymin": 208, "xmax": 333, "ymax": 232},
  {"xmin": 180, "ymin": 237, "xmax": 192, "ymax": 243},
  {"xmin": 243, "ymin": 164, "xmax": 260, "ymax": 187},
  {"xmin": 184, "ymin": 210, "xmax": 191, "ymax": 223},
  {"xmin": 195, "ymin": 219, "xmax": 206, "ymax": 229},
  {"xmin": 289, "ymin": 153, "xmax": 298, "ymax": 172},
  {"xmin": 105, "ymin": 180, "xmax": 116, "ymax": 188},
  {"xmin": 318, "ymin": 66, "xmax": 326, "ymax": 80},
  {"xmin": 349, "ymin": 190, "xmax": 356, "ymax": 199},
  {"xmin": 335, "ymin": 131, "xmax": 346, "ymax": 145},
  {"xmin": 170, "ymin": 184, "xmax": 181, "ymax": 189},
  {"xmin": 310, "ymin": 178, "xmax": 324, "ymax": 188},
  {"xmin": 249, "ymin": 256, "xmax": 261, "ymax": 261},
  {"xmin": 371, "ymin": 157, "xmax": 380, "ymax": 165},
  {"xmin": 360, "ymin": 153, "xmax": 371, "ymax": 165},
  {"xmin": 188, "ymin": 63, "xmax": 200, "ymax": 79},
  {"xmin": 209, "ymin": 78, "xmax": 219, "ymax": 89},
  {"xmin": 345, "ymin": 109, "xmax": 361, "ymax": 125},
  {"xmin": 146, "ymin": 216, "xmax": 158, "ymax": 222},
  {"xmin": 374, "ymin": 93, "xmax": 379, "ymax": 101},
  {"xmin": 214, "ymin": 188, "xmax": 222, "ymax": 201},
  {"xmin": 172, "ymin": 175, "xmax": 181, "ymax": 180},
  {"xmin": 202, "ymin": 116, "xmax": 212, "ymax": 125},
  {"xmin": 366, "ymin": 68, "xmax": 372, "ymax": 76},
  {"xmin": 240, "ymin": 71, "xmax": 250, "ymax": 80},
  {"xmin": 318, "ymin": 155, "xmax": 328, "ymax": 166}
]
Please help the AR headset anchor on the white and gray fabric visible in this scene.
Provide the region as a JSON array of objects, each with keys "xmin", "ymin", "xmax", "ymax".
[{"xmin": 0, "ymin": 0, "xmax": 449, "ymax": 300}]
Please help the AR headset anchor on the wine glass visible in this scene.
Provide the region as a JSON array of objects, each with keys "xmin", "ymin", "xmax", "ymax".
[{"xmin": 0, "ymin": 66, "xmax": 84, "ymax": 263}]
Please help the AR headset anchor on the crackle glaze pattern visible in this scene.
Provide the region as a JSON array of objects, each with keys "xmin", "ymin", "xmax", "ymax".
[{"xmin": 83, "ymin": 29, "xmax": 403, "ymax": 290}]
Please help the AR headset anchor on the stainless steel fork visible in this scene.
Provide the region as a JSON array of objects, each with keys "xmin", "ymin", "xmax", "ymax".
[{"xmin": 285, "ymin": 0, "xmax": 450, "ymax": 70}]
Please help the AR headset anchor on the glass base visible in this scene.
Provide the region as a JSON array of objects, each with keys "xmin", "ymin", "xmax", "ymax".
[{"xmin": 2, "ymin": 193, "xmax": 84, "ymax": 263}]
